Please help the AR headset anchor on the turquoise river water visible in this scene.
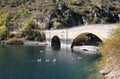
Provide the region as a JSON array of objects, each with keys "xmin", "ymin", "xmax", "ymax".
[{"xmin": 0, "ymin": 45, "xmax": 102, "ymax": 79}]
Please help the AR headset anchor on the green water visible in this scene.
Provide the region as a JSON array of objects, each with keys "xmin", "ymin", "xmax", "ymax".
[{"xmin": 0, "ymin": 45, "xmax": 101, "ymax": 79}]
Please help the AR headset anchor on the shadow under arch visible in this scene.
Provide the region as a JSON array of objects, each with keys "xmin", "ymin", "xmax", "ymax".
[
  {"xmin": 51, "ymin": 36, "xmax": 61, "ymax": 50},
  {"xmin": 71, "ymin": 32, "xmax": 103, "ymax": 48}
]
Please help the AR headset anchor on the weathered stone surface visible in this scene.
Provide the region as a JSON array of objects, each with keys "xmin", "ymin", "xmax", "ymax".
[
  {"xmin": 5, "ymin": 40, "xmax": 23, "ymax": 45},
  {"xmin": 106, "ymin": 70, "xmax": 120, "ymax": 79},
  {"xmin": 100, "ymin": 69, "xmax": 120, "ymax": 79},
  {"xmin": 45, "ymin": 24, "xmax": 117, "ymax": 48},
  {"xmin": 100, "ymin": 69, "xmax": 111, "ymax": 75}
]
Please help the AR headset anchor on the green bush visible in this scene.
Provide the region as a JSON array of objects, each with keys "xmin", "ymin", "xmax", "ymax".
[
  {"xmin": 53, "ymin": 21, "xmax": 62, "ymax": 29},
  {"xmin": 39, "ymin": 22, "xmax": 46, "ymax": 30},
  {"xmin": 114, "ymin": 9, "xmax": 120, "ymax": 14},
  {"xmin": 23, "ymin": 17, "xmax": 35, "ymax": 31},
  {"xmin": 0, "ymin": 25, "xmax": 9, "ymax": 40},
  {"xmin": 0, "ymin": 13, "xmax": 10, "ymax": 40},
  {"xmin": 102, "ymin": 17, "xmax": 109, "ymax": 23},
  {"xmin": 20, "ymin": 10, "xmax": 31, "ymax": 17},
  {"xmin": 92, "ymin": 17, "xmax": 100, "ymax": 24},
  {"xmin": 56, "ymin": 14, "xmax": 68, "ymax": 26},
  {"xmin": 69, "ymin": 0, "xmax": 78, "ymax": 5},
  {"xmin": 0, "ymin": 13, "xmax": 11, "ymax": 26},
  {"xmin": 22, "ymin": 29, "xmax": 45, "ymax": 41}
]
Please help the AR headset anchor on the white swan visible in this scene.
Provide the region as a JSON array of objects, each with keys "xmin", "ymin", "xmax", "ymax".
[
  {"xmin": 53, "ymin": 58, "xmax": 56, "ymax": 62},
  {"xmin": 77, "ymin": 57, "xmax": 82, "ymax": 59},
  {"xmin": 40, "ymin": 50, "xmax": 43, "ymax": 53},
  {"xmin": 45, "ymin": 59, "xmax": 50, "ymax": 62},
  {"xmin": 37, "ymin": 58, "xmax": 41, "ymax": 62}
]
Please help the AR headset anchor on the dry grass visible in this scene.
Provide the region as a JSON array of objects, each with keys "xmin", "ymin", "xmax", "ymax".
[{"xmin": 99, "ymin": 24, "xmax": 120, "ymax": 70}]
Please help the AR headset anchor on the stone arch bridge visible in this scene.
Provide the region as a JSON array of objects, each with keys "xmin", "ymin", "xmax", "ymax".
[{"xmin": 43, "ymin": 24, "xmax": 117, "ymax": 48}]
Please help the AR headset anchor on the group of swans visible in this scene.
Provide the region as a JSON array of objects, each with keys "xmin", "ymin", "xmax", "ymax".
[
  {"xmin": 37, "ymin": 58, "xmax": 56, "ymax": 63},
  {"xmin": 38, "ymin": 50, "xmax": 57, "ymax": 62}
]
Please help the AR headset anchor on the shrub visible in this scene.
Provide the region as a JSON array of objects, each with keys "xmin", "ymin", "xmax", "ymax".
[
  {"xmin": 23, "ymin": 21, "xmax": 31, "ymax": 30},
  {"xmin": 0, "ymin": 25, "xmax": 9, "ymax": 40},
  {"xmin": 23, "ymin": 17, "xmax": 35, "ymax": 31},
  {"xmin": 102, "ymin": 17, "xmax": 109, "ymax": 23},
  {"xmin": 114, "ymin": 8, "xmax": 120, "ymax": 14},
  {"xmin": 53, "ymin": 21, "xmax": 61, "ymax": 29},
  {"xmin": 20, "ymin": 9, "xmax": 31, "ymax": 17},
  {"xmin": 69, "ymin": 0, "xmax": 78, "ymax": 5},
  {"xmin": 39, "ymin": 22, "xmax": 46, "ymax": 30},
  {"xmin": 0, "ymin": 13, "xmax": 11, "ymax": 26},
  {"xmin": 22, "ymin": 29, "xmax": 45, "ymax": 41},
  {"xmin": 92, "ymin": 17, "xmax": 100, "ymax": 24},
  {"xmin": 56, "ymin": 14, "xmax": 68, "ymax": 26}
]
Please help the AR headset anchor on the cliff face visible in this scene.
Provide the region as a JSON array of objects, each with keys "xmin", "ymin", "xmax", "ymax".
[
  {"xmin": 0, "ymin": 0, "xmax": 120, "ymax": 41},
  {"xmin": 0, "ymin": 0, "xmax": 120, "ymax": 29}
]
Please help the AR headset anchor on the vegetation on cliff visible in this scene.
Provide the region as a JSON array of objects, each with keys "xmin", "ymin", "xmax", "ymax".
[
  {"xmin": 99, "ymin": 24, "xmax": 120, "ymax": 79},
  {"xmin": 0, "ymin": 0, "xmax": 120, "ymax": 42}
]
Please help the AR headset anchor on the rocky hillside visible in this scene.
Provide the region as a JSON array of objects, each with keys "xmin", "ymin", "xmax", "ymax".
[
  {"xmin": 0, "ymin": 0, "xmax": 120, "ymax": 42},
  {"xmin": 99, "ymin": 24, "xmax": 120, "ymax": 79}
]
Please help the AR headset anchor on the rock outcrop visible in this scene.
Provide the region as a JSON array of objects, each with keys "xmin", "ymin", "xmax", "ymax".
[{"xmin": 5, "ymin": 39, "xmax": 23, "ymax": 45}]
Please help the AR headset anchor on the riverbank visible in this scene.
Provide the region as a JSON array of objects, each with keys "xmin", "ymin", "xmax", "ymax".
[
  {"xmin": 23, "ymin": 41, "xmax": 47, "ymax": 46},
  {"xmin": 99, "ymin": 55, "xmax": 120, "ymax": 79},
  {"xmin": 100, "ymin": 64, "xmax": 120, "ymax": 79},
  {"xmin": 99, "ymin": 24, "xmax": 120, "ymax": 79},
  {"xmin": 0, "ymin": 39, "xmax": 48, "ymax": 46}
]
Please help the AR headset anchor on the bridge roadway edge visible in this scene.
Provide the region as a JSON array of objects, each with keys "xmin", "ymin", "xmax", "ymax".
[{"xmin": 41, "ymin": 24, "xmax": 118, "ymax": 48}]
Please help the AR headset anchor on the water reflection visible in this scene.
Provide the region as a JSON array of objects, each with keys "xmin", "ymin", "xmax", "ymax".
[
  {"xmin": 71, "ymin": 48, "xmax": 101, "ymax": 63},
  {"xmin": 0, "ymin": 45, "xmax": 101, "ymax": 79},
  {"xmin": 51, "ymin": 45, "xmax": 61, "ymax": 51}
]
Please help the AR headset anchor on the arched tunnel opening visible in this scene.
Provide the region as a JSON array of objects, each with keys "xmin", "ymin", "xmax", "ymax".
[
  {"xmin": 51, "ymin": 36, "xmax": 61, "ymax": 50},
  {"xmin": 71, "ymin": 33, "xmax": 103, "ymax": 49}
]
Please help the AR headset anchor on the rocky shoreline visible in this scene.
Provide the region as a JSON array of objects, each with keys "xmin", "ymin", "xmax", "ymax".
[
  {"xmin": 100, "ymin": 68, "xmax": 120, "ymax": 79},
  {"xmin": 0, "ymin": 40, "xmax": 47, "ymax": 46},
  {"xmin": 23, "ymin": 41, "xmax": 47, "ymax": 46},
  {"xmin": 99, "ymin": 59, "xmax": 120, "ymax": 79}
]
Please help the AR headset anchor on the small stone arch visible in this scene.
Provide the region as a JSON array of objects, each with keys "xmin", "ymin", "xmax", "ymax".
[
  {"xmin": 51, "ymin": 36, "xmax": 61, "ymax": 46},
  {"xmin": 71, "ymin": 32, "xmax": 103, "ymax": 48}
]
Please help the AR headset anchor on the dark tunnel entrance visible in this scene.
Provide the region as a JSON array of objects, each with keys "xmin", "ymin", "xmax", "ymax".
[
  {"xmin": 71, "ymin": 33, "xmax": 103, "ymax": 48},
  {"xmin": 51, "ymin": 36, "xmax": 61, "ymax": 50},
  {"xmin": 51, "ymin": 36, "xmax": 61, "ymax": 46}
]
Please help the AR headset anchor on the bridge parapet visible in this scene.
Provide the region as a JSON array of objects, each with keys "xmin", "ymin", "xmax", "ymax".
[{"xmin": 42, "ymin": 24, "xmax": 118, "ymax": 47}]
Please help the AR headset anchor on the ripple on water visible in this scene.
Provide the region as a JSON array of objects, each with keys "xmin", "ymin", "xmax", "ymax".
[{"xmin": 0, "ymin": 45, "xmax": 101, "ymax": 79}]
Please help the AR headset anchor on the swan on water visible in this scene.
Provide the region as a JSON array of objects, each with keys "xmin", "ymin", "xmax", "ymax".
[
  {"xmin": 45, "ymin": 59, "xmax": 50, "ymax": 62},
  {"xmin": 53, "ymin": 58, "xmax": 56, "ymax": 62},
  {"xmin": 77, "ymin": 57, "xmax": 82, "ymax": 59},
  {"xmin": 40, "ymin": 50, "xmax": 44, "ymax": 53},
  {"xmin": 37, "ymin": 58, "xmax": 41, "ymax": 62}
]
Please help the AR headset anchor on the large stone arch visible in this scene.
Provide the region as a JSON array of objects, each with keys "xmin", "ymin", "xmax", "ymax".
[
  {"xmin": 44, "ymin": 24, "xmax": 117, "ymax": 48},
  {"xmin": 71, "ymin": 31, "xmax": 104, "ymax": 48},
  {"xmin": 72, "ymin": 30, "xmax": 106, "ymax": 42}
]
